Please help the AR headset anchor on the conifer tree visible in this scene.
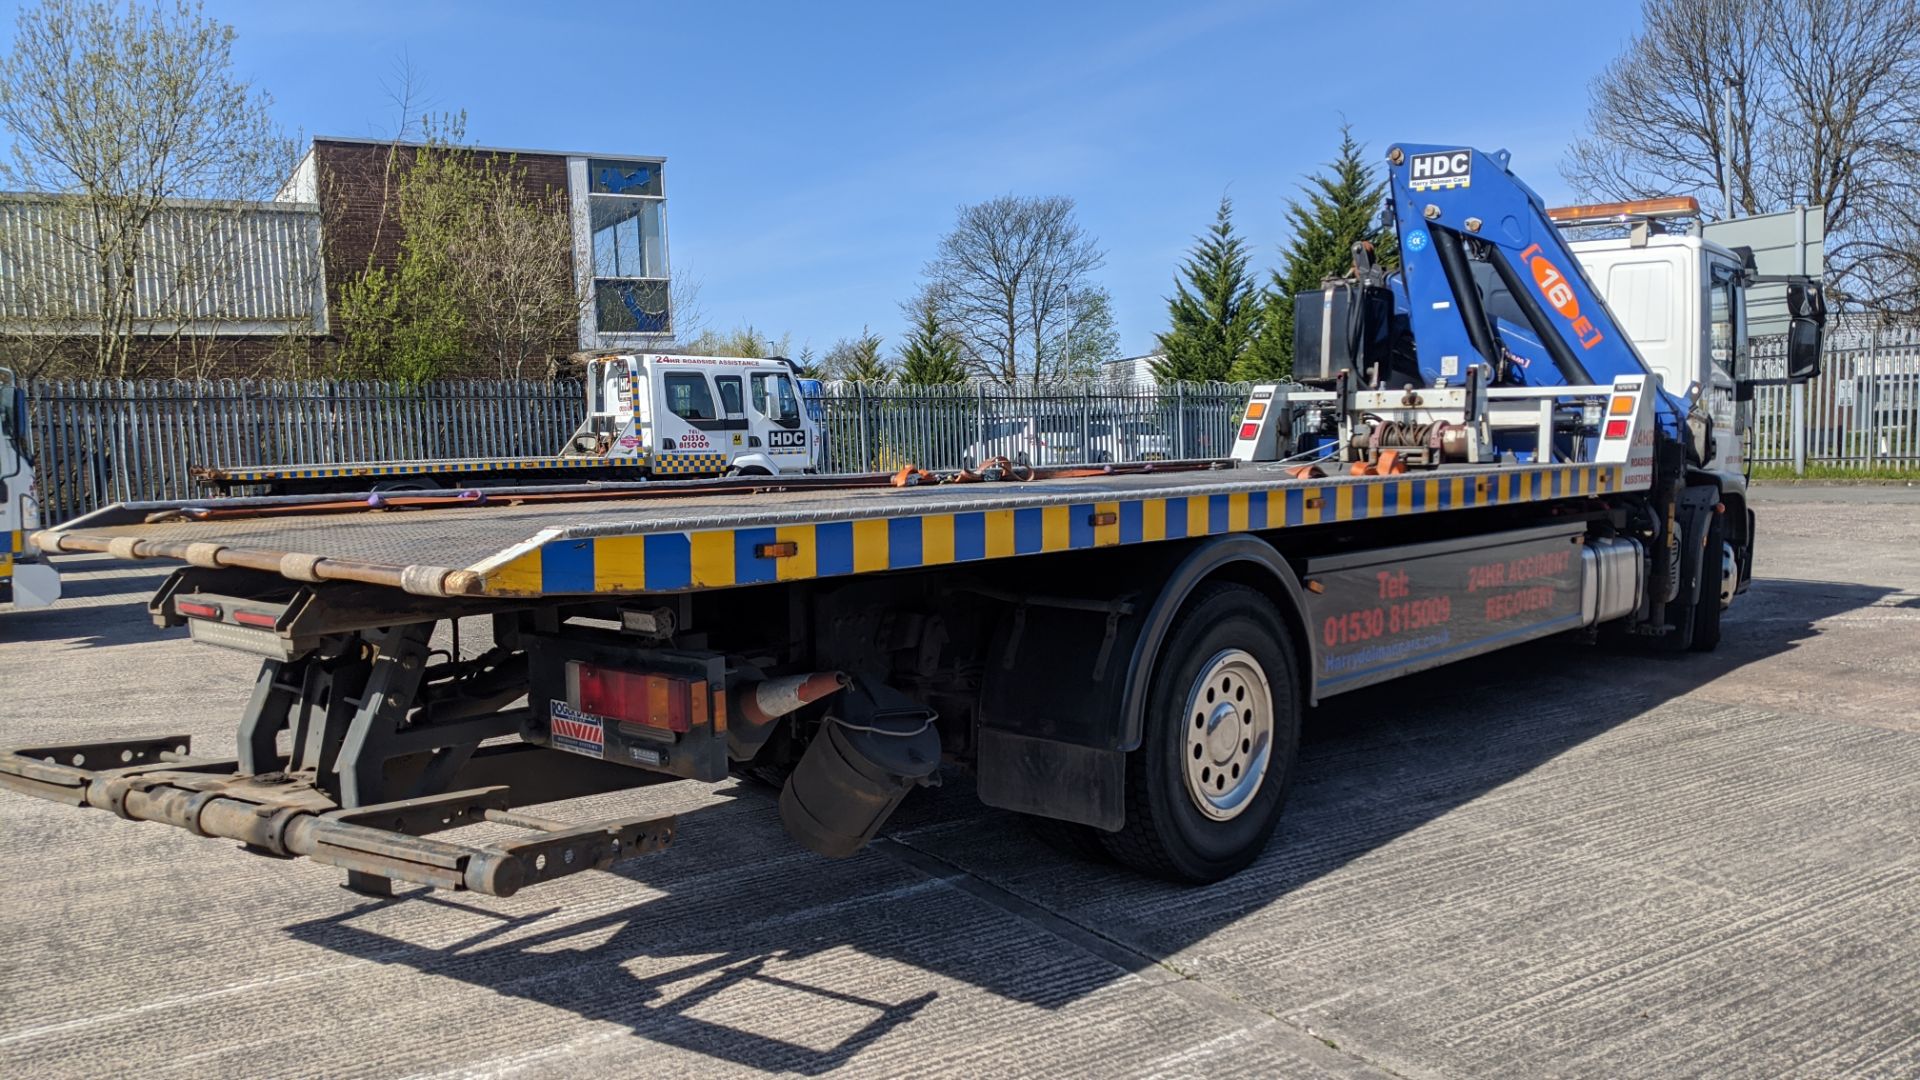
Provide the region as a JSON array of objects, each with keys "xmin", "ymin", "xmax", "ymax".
[
  {"xmin": 828, "ymin": 328, "xmax": 892, "ymax": 385},
  {"xmin": 1236, "ymin": 127, "xmax": 1398, "ymax": 381},
  {"xmin": 1154, "ymin": 195, "xmax": 1259, "ymax": 384},
  {"xmin": 897, "ymin": 291, "xmax": 968, "ymax": 386}
]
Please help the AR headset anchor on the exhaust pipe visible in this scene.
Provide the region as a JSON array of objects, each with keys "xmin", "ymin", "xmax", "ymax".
[{"xmin": 728, "ymin": 671, "xmax": 850, "ymax": 759}]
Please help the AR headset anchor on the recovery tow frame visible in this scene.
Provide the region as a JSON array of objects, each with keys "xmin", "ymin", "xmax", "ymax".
[{"xmin": 0, "ymin": 737, "xmax": 673, "ymax": 896}]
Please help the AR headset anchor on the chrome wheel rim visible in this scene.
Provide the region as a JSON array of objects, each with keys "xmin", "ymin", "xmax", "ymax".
[{"xmin": 1180, "ymin": 648, "xmax": 1272, "ymax": 821}]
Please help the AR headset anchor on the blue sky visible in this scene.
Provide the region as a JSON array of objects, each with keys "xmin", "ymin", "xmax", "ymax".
[{"xmin": 4, "ymin": 0, "xmax": 1643, "ymax": 358}]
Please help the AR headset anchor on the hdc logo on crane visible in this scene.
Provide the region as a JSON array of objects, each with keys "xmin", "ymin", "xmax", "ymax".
[{"xmin": 1409, "ymin": 150, "xmax": 1472, "ymax": 191}]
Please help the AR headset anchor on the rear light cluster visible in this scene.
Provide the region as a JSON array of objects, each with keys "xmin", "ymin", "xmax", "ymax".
[
  {"xmin": 176, "ymin": 598, "xmax": 278, "ymax": 629},
  {"xmin": 572, "ymin": 662, "xmax": 700, "ymax": 733},
  {"xmin": 176, "ymin": 600, "xmax": 221, "ymax": 620}
]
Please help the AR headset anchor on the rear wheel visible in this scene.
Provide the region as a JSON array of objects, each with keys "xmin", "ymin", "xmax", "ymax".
[{"xmin": 1102, "ymin": 583, "xmax": 1300, "ymax": 882}]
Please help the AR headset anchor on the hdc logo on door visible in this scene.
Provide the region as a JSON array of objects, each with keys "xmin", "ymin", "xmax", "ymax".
[
  {"xmin": 1409, "ymin": 150, "xmax": 1472, "ymax": 192},
  {"xmin": 768, "ymin": 429, "xmax": 808, "ymax": 450}
]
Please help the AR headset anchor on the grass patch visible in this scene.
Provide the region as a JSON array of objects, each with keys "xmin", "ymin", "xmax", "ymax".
[{"xmin": 1749, "ymin": 463, "xmax": 1920, "ymax": 482}]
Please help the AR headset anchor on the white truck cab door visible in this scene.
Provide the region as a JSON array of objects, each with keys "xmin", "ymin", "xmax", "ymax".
[
  {"xmin": 749, "ymin": 371, "xmax": 812, "ymax": 473},
  {"xmin": 652, "ymin": 369, "xmax": 728, "ymax": 470},
  {"xmin": 1705, "ymin": 259, "xmax": 1746, "ymax": 471}
]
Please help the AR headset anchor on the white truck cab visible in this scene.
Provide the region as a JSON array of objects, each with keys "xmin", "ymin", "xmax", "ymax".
[
  {"xmin": 1569, "ymin": 231, "xmax": 1750, "ymax": 476},
  {"xmin": 1, "ymin": 370, "xmax": 59, "ymax": 609},
  {"xmin": 573, "ymin": 353, "xmax": 820, "ymax": 477}
]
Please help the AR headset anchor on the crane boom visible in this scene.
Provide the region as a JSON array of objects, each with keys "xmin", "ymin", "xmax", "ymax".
[{"xmin": 1385, "ymin": 143, "xmax": 1687, "ymax": 439}]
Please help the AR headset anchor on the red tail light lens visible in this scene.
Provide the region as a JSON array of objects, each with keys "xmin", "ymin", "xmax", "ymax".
[
  {"xmin": 574, "ymin": 663, "xmax": 692, "ymax": 732},
  {"xmin": 176, "ymin": 600, "xmax": 221, "ymax": 620},
  {"xmin": 233, "ymin": 610, "xmax": 277, "ymax": 629},
  {"xmin": 1239, "ymin": 422, "xmax": 1260, "ymax": 440},
  {"xmin": 1604, "ymin": 419, "xmax": 1629, "ymax": 439}
]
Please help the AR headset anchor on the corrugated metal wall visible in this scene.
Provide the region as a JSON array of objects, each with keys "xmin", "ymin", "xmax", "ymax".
[{"xmin": 0, "ymin": 196, "xmax": 324, "ymax": 331}]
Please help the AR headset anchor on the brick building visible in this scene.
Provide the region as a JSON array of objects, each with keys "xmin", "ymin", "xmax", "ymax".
[
  {"xmin": 280, "ymin": 137, "xmax": 674, "ymax": 352},
  {"xmin": 0, "ymin": 136, "xmax": 672, "ymax": 376}
]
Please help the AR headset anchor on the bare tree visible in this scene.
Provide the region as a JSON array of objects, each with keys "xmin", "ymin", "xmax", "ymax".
[
  {"xmin": 1564, "ymin": 0, "xmax": 1920, "ymax": 311},
  {"xmin": 451, "ymin": 180, "xmax": 580, "ymax": 379},
  {"xmin": 924, "ymin": 195, "xmax": 1105, "ymax": 387},
  {"xmin": 0, "ymin": 0, "xmax": 296, "ymax": 376}
]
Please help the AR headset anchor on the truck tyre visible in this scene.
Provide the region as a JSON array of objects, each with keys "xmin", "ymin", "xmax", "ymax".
[
  {"xmin": 1102, "ymin": 583, "xmax": 1300, "ymax": 882},
  {"xmin": 1688, "ymin": 511, "xmax": 1725, "ymax": 652}
]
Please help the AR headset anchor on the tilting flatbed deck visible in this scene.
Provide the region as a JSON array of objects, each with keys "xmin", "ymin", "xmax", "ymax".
[{"xmin": 43, "ymin": 459, "xmax": 1628, "ymax": 599}]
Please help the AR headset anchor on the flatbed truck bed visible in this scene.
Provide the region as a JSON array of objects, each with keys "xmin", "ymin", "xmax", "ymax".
[{"xmin": 49, "ymin": 459, "xmax": 1625, "ymax": 599}]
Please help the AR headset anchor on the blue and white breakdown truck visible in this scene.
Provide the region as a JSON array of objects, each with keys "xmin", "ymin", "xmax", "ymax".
[
  {"xmin": 191, "ymin": 353, "xmax": 823, "ymax": 494},
  {"xmin": 0, "ymin": 144, "xmax": 1825, "ymax": 896}
]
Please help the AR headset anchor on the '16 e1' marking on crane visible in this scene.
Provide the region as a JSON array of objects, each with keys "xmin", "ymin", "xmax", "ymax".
[{"xmin": 1519, "ymin": 242, "xmax": 1605, "ymax": 350}]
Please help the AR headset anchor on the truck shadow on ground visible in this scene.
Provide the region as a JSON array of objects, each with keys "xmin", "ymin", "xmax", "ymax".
[{"xmin": 281, "ymin": 576, "xmax": 1887, "ymax": 1075}]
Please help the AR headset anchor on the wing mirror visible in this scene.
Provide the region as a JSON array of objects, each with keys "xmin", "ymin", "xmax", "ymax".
[{"xmin": 1785, "ymin": 281, "xmax": 1826, "ymax": 383}]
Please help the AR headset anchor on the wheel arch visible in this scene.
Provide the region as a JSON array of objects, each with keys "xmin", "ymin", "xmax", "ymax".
[{"xmin": 1116, "ymin": 534, "xmax": 1312, "ymax": 751}]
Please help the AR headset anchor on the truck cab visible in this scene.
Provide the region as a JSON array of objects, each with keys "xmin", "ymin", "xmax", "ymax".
[
  {"xmin": 1569, "ymin": 231, "xmax": 1750, "ymax": 476},
  {"xmin": 575, "ymin": 353, "xmax": 819, "ymax": 477},
  {"xmin": 0, "ymin": 370, "xmax": 59, "ymax": 609}
]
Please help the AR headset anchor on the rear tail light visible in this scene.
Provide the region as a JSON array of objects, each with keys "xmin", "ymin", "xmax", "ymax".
[
  {"xmin": 1604, "ymin": 419, "xmax": 1629, "ymax": 439},
  {"xmin": 176, "ymin": 600, "xmax": 221, "ymax": 620},
  {"xmin": 573, "ymin": 662, "xmax": 695, "ymax": 733},
  {"xmin": 1239, "ymin": 422, "xmax": 1260, "ymax": 440},
  {"xmin": 233, "ymin": 610, "xmax": 277, "ymax": 629}
]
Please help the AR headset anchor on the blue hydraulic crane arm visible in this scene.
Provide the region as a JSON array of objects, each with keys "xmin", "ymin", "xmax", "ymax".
[{"xmin": 1385, "ymin": 143, "xmax": 1685, "ymax": 438}]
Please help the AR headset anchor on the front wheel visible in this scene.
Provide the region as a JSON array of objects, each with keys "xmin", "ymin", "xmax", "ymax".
[{"xmin": 1102, "ymin": 583, "xmax": 1301, "ymax": 882}]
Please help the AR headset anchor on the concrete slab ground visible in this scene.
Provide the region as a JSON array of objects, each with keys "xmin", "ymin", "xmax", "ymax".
[{"xmin": 0, "ymin": 485, "xmax": 1915, "ymax": 1078}]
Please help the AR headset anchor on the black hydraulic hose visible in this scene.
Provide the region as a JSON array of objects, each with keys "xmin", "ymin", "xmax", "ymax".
[
  {"xmin": 1486, "ymin": 243, "xmax": 1595, "ymax": 386},
  {"xmin": 1430, "ymin": 226, "xmax": 1503, "ymax": 380}
]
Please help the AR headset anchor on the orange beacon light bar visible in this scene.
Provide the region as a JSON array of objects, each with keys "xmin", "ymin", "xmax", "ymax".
[{"xmin": 1546, "ymin": 196, "xmax": 1702, "ymax": 224}]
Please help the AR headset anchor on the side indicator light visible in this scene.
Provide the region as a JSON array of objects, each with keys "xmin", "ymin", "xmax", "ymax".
[{"xmin": 1609, "ymin": 395, "xmax": 1635, "ymax": 415}]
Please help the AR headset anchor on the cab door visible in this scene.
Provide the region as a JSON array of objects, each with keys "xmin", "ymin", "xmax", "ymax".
[
  {"xmin": 1705, "ymin": 258, "xmax": 1747, "ymax": 471},
  {"xmin": 749, "ymin": 370, "xmax": 811, "ymax": 472},
  {"xmin": 650, "ymin": 367, "xmax": 732, "ymax": 473}
]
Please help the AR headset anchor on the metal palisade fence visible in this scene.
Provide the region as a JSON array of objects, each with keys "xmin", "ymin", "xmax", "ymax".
[
  {"xmin": 808, "ymin": 381, "xmax": 1250, "ymax": 474},
  {"xmin": 22, "ymin": 379, "xmax": 582, "ymax": 525},
  {"xmin": 1748, "ymin": 321, "xmax": 1920, "ymax": 472},
  {"xmin": 19, "ymin": 377, "xmax": 1252, "ymax": 525}
]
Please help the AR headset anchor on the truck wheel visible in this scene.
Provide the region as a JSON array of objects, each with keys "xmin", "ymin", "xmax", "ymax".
[
  {"xmin": 1102, "ymin": 583, "xmax": 1300, "ymax": 882},
  {"xmin": 1688, "ymin": 512, "xmax": 1725, "ymax": 652}
]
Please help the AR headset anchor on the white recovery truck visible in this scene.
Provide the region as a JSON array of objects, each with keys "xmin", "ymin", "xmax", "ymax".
[
  {"xmin": 192, "ymin": 353, "xmax": 823, "ymax": 495},
  {"xmin": 0, "ymin": 148, "xmax": 1826, "ymax": 897},
  {"xmin": 1, "ymin": 368, "xmax": 60, "ymax": 609}
]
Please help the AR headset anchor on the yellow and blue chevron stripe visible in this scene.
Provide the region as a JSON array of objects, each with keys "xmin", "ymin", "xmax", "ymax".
[{"xmin": 474, "ymin": 463, "xmax": 1626, "ymax": 597}]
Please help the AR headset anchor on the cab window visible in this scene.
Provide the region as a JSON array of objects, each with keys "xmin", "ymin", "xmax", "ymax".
[
  {"xmin": 751, "ymin": 372, "xmax": 802, "ymax": 421},
  {"xmin": 663, "ymin": 373, "xmax": 717, "ymax": 421},
  {"xmin": 714, "ymin": 374, "xmax": 745, "ymax": 416},
  {"xmin": 1708, "ymin": 263, "xmax": 1743, "ymax": 379}
]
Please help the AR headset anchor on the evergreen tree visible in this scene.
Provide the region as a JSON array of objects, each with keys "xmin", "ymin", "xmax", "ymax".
[
  {"xmin": 827, "ymin": 328, "xmax": 892, "ymax": 385},
  {"xmin": 896, "ymin": 291, "xmax": 969, "ymax": 385},
  {"xmin": 792, "ymin": 344, "xmax": 822, "ymax": 378},
  {"xmin": 1236, "ymin": 126, "xmax": 1399, "ymax": 382},
  {"xmin": 1154, "ymin": 195, "xmax": 1259, "ymax": 384}
]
